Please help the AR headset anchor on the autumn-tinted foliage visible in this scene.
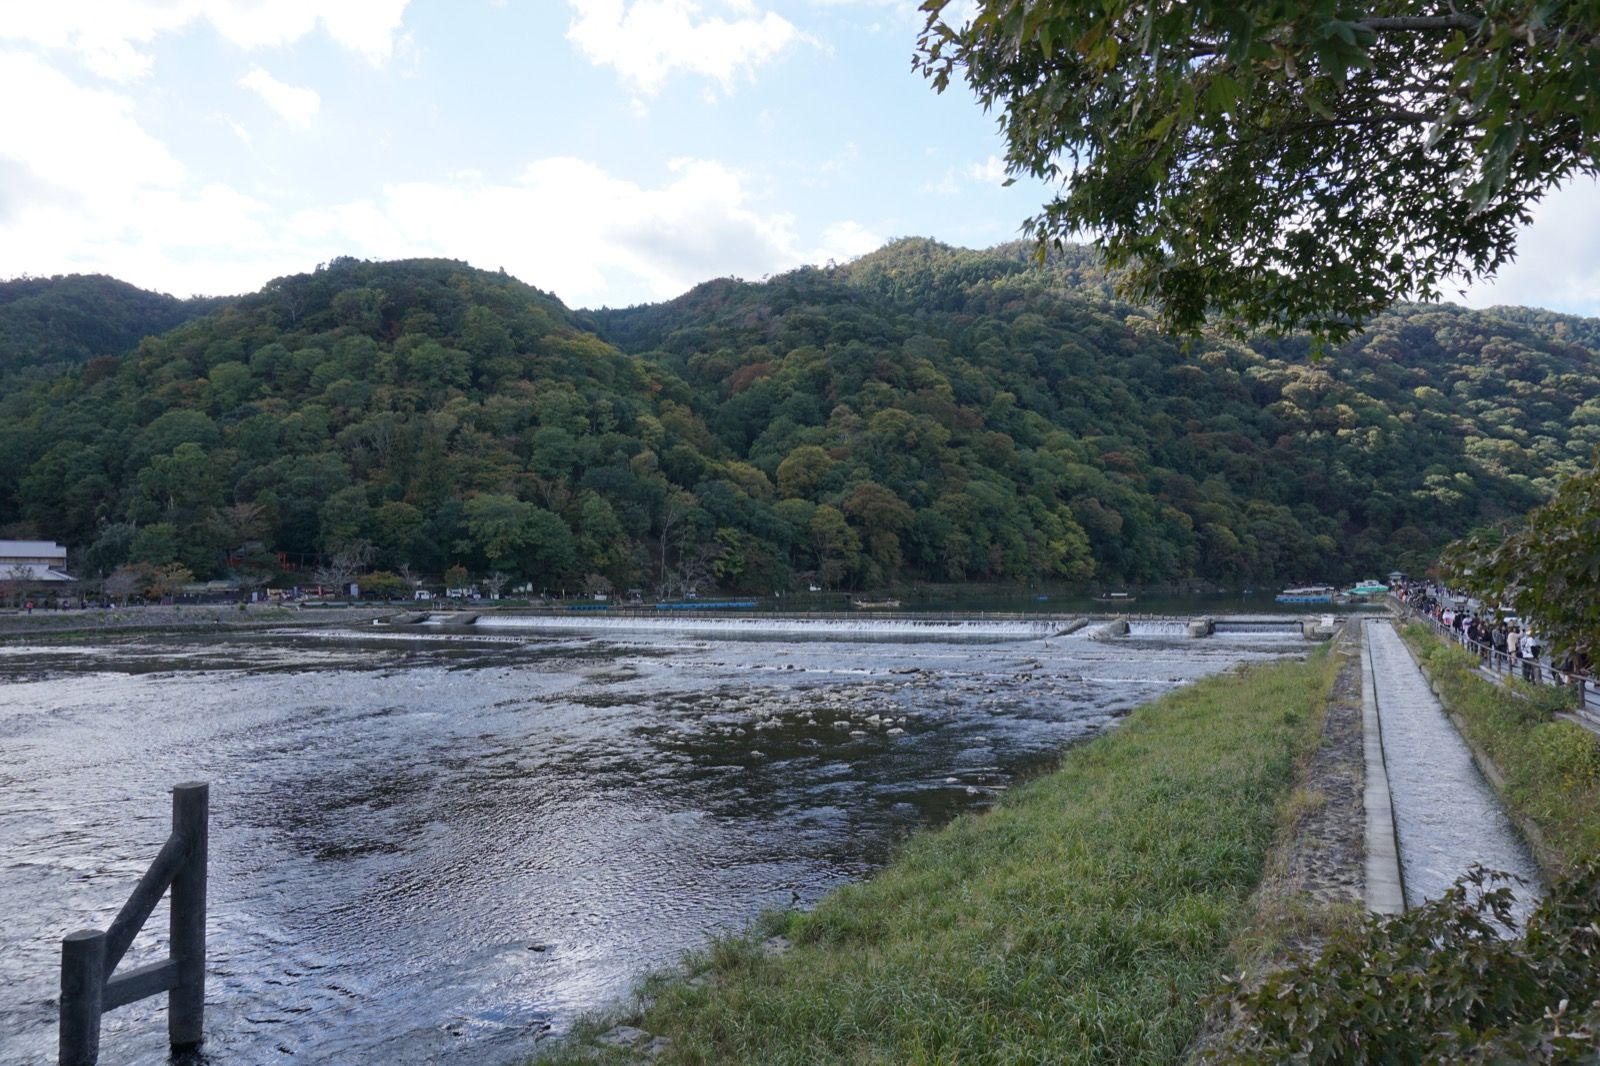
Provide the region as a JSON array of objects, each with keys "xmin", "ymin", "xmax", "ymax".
[{"xmin": 0, "ymin": 243, "xmax": 1595, "ymax": 593}]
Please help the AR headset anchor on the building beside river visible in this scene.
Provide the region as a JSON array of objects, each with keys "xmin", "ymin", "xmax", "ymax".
[{"xmin": 0, "ymin": 540, "xmax": 73, "ymax": 582}]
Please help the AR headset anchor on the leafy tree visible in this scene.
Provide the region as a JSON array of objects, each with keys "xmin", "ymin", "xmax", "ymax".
[
  {"xmin": 915, "ymin": 1, "xmax": 1600, "ymax": 337},
  {"xmin": 144, "ymin": 563, "xmax": 193, "ymax": 600},
  {"xmin": 463, "ymin": 494, "xmax": 576, "ymax": 582},
  {"xmin": 810, "ymin": 504, "xmax": 863, "ymax": 588},
  {"xmin": 128, "ymin": 523, "xmax": 180, "ymax": 567},
  {"xmin": 1444, "ymin": 457, "xmax": 1600, "ymax": 658},
  {"xmin": 84, "ymin": 522, "xmax": 137, "ymax": 576},
  {"xmin": 776, "ymin": 445, "xmax": 837, "ymax": 500},
  {"xmin": 373, "ymin": 501, "xmax": 426, "ymax": 569},
  {"xmin": 361, "ymin": 570, "xmax": 408, "ymax": 600}
]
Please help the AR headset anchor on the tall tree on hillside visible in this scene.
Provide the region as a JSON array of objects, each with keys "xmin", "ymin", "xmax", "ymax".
[{"xmin": 916, "ymin": 1, "xmax": 1600, "ymax": 337}]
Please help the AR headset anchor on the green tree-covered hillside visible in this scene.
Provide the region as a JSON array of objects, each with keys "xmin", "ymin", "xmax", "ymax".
[
  {"xmin": 0, "ymin": 274, "xmax": 226, "ymax": 374},
  {"xmin": 0, "ymin": 245, "xmax": 1594, "ymax": 594}
]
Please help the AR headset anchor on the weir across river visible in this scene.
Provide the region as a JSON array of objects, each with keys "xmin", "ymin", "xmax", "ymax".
[{"xmin": 397, "ymin": 611, "xmax": 1333, "ymax": 643}]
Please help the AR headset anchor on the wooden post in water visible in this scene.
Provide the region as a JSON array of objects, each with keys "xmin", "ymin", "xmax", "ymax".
[
  {"xmin": 168, "ymin": 782, "xmax": 208, "ymax": 1048},
  {"xmin": 59, "ymin": 930, "xmax": 107, "ymax": 1066},
  {"xmin": 57, "ymin": 782, "xmax": 209, "ymax": 1065}
]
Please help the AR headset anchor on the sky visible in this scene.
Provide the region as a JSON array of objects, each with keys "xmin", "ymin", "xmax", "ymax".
[{"xmin": 1, "ymin": 0, "xmax": 1596, "ymax": 317}]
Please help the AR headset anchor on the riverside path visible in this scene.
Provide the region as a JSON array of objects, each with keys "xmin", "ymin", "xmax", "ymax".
[{"xmin": 1363, "ymin": 619, "xmax": 1543, "ymax": 923}]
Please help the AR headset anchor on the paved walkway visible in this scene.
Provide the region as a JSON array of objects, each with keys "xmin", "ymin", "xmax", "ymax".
[{"xmin": 1364, "ymin": 620, "xmax": 1542, "ymax": 922}]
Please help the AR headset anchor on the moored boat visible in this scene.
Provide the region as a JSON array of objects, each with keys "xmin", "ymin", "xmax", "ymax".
[{"xmin": 1275, "ymin": 585, "xmax": 1339, "ymax": 604}]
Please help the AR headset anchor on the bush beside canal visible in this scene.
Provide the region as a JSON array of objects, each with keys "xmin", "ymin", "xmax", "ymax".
[
  {"xmin": 535, "ymin": 650, "xmax": 1338, "ymax": 1065},
  {"xmin": 1402, "ymin": 624, "xmax": 1600, "ymax": 878}
]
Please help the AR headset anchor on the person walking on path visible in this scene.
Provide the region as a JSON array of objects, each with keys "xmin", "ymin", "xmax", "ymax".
[
  {"xmin": 1492, "ymin": 623, "xmax": 1509, "ymax": 672},
  {"xmin": 1520, "ymin": 631, "xmax": 1541, "ymax": 684}
]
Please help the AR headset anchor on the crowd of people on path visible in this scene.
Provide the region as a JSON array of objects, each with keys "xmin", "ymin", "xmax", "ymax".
[{"xmin": 1392, "ymin": 580, "xmax": 1592, "ymax": 692}]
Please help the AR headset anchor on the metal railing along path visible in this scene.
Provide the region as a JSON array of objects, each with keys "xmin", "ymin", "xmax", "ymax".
[
  {"xmin": 59, "ymin": 782, "xmax": 208, "ymax": 1066},
  {"xmin": 1392, "ymin": 600, "xmax": 1599, "ymax": 717}
]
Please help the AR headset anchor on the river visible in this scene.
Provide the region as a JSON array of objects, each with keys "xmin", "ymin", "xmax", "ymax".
[{"xmin": 0, "ymin": 617, "xmax": 1308, "ymax": 1065}]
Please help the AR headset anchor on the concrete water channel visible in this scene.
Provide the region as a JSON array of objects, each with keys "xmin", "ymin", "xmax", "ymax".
[{"xmin": 1364, "ymin": 619, "xmax": 1543, "ymax": 922}]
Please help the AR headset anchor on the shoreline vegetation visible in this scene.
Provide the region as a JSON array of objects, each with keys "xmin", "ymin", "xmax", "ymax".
[{"xmin": 533, "ymin": 646, "xmax": 1340, "ymax": 1065}]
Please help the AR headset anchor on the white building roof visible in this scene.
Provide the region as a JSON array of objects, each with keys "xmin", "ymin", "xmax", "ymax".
[{"xmin": 0, "ymin": 540, "xmax": 68, "ymax": 559}]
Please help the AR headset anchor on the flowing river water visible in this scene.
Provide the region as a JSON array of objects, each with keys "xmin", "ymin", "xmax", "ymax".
[{"xmin": 1, "ymin": 617, "xmax": 1310, "ymax": 1065}]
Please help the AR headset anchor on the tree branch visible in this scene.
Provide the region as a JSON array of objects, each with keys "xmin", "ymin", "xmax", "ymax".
[{"xmin": 1355, "ymin": 14, "xmax": 1482, "ymax": 33}]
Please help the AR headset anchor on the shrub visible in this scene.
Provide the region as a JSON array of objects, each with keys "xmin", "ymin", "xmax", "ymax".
[
  {"xmin": 1205, "ymin": 863, "xmax": 1600, "ymax": 1063},
  {"xmin": 1526, "ymin": 721, "xmax": 1600, "ymax": 793}
]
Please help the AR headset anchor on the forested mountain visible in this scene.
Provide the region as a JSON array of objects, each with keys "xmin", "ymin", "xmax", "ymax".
[
  {"xmin": 0, "ymin": 274, "xmax": 226, "ymax": 375},
  {"xmin": 0, "ymin": 244, "xmax": 1595, "ymax": 594}
]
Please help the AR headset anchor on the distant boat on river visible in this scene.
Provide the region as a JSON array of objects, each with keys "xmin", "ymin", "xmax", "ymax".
[
  {"xmin": 1095, "ymin": 591, "xmax": 1136, "ymax": 603},
  {"xmin": 851, "ymin": 598, "xmax": 901, "ymax": 609},
  {"xmin": 1275, "ymin": 585, "xmax": 1343, "ymax": 604},
  {"xmin": 1348, "ymin": 579, "xmax": 1390, "ymax": 596}
]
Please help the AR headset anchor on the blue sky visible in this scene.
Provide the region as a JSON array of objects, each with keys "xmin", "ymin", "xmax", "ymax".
[{"xmin": 2, "ymin": 1, "xmax": 1596, "ymax": 316}]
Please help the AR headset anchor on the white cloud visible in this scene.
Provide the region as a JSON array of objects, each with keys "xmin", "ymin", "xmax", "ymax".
[
  {"xmin": 0, "ymin": 52, "xmax": 274, "ymax": 293},
  {"xmin": 965, "ymin": 154, "xmax": 1008, "ymax": 184},
  {"xmin": 818, "ymin": 141, "xmax": 859, "ymax": 175},
  {"xmin": 923, "ymin": 155, "xmax": 1008, "ymax": 196},
  {"xmin": 921, "ymin": 168, "xmax": 960, "ymax": 196},
  {"xmin": 1459, "ymin": 177, "xmax": 1600, "ymax": 317},
  {"xmin": 291, "ymin": 156, "xmax": 810, "ymax": 305},
  {"xmin": 0, "ymin": 63, "xmax": 858, "ymax": 308},
  {"xmin": 566, "ymin": 0, "xmax": 811, "ymax": 98},
  {"xmin": 814, "ymin": 220, "xmax": 882, "ymax": 264},
  {"xmin": 0, "ymin": 52, "xmax": 183, "ymax": 198},
  {"xmin": 239, "ymin": 67, "xmax": 320, "ymax": 127},
  {"xmin": 0, "ymin": 1, "xmax": 411, "ymax": 80},
  {"xmin": 222, "ymin": 115, "xmax": 252, "ymax": 144}
]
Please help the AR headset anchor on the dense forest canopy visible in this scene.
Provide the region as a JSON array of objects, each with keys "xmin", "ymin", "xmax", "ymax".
[
  {"xmin": 0, "ymin": 274, "xmax": 223, "ymax": 375},
  {"xmin": 0, "ymin": 243, "xmax": 1595, "ymax": 596}
]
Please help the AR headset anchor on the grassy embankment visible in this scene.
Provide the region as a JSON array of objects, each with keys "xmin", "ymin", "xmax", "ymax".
[
  {"xmin": 1400, "ymin": 624, "xmax": 1600, "ymax": 878},
  {"xmin": 539, "ymin": 648, "xmax": 1340, "ymax": 1065}
]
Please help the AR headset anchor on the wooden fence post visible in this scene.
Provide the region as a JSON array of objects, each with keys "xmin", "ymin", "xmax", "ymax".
[
  {"xmin": 58, "ymin": 781, "xmax": 209, "ymax": 1065},
  {"xmin": 168, "ymin": 782, "xmax": 207, "ymax": 1048},
  {"xmin": 59, "ymin": 929, "xmax": 107, "ymax": 1066}
]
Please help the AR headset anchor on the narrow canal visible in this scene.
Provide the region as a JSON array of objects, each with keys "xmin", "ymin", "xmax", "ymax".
[{"xmin": 1364, "ymin": 620, "xmax": 1542, "ymax": 919}]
